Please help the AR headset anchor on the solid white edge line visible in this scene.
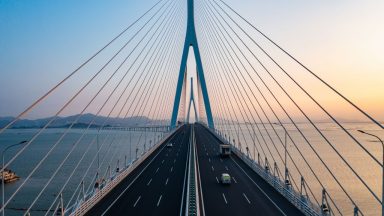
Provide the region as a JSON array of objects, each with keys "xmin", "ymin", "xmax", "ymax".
[
  {"xmin": 179, "ymin": 128, "xmax": 190, "ymax": 216},
  {"xmin": 230, "ymin": 156, "xmax": 287, "ymax": 216},
  {"xmin": 195, "ymin": 126, "xmax": 206, "ymax": 216}
]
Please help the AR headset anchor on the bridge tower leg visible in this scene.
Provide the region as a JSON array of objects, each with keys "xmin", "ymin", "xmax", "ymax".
[
  {"xmin": 186, "ymin": 78, "xmax": 199, "ymax": 123},
  {"xmin": 171, "ymin": 0, "xmax": 214, "ymax": 129}
]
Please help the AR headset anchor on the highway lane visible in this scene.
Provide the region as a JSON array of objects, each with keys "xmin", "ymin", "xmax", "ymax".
[
  {"xmin": 194, "ymin": 123, "xmax": 304, "ymax": 216},
  {"xmin": 86, "ymin": 124, "xmax": 190, "ymax": 216}
]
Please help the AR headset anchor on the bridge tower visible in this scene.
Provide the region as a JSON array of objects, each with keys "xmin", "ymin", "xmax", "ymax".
[
  {"xmin": 171, "ymin": 0, "xmax": 214, "ymax": 128},
  {"xmin": 186, "ymin": 77, "xmax": 198, "ymax": 123}
]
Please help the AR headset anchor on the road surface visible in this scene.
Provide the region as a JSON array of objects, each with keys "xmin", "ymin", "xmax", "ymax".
[
  {"xmin": 86, "ymin": 125, "xmax": 190, "ymax": 216},
  {"xmin": 194, "ymin": 123, "xmax": 304, "ymax": 216}
]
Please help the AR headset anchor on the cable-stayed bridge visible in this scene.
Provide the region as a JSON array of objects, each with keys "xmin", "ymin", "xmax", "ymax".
[{"xmin": 0, "ymin": 0, "xmax": 383, "ymax": 215}]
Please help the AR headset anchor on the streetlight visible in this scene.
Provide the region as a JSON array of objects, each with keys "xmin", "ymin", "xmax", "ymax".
[
  {"xmin": 2, "ymin": 140, "xmax": 27, "ymax": 216},
  {"xmin": 358, "ymin": 129, "xmax": 384, "ymax": 216},
  {"xmin": 274, "ymin": 123, "xmax": 289, "ymax": 185}
]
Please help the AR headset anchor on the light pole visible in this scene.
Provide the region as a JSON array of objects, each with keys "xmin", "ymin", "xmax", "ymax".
[
  {"xmin": 2, "ymin": 140, "xmax": 27, "ymax": 216},
  {"xmin": 358, "ymin": 129, "xmax": 384, "ymax": 216},
  {"xmin": 274, "ymin": 123, "xmax": 288, "ymax": 183}
]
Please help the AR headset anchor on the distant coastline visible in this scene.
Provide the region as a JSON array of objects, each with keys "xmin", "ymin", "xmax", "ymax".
[
  {"xmin": 0, "ymin": 113, "xmax": 168, "ymax": 129},
  {"xmin": 0, "ymin": 114, "xmax": 382, "ymax": 129}
]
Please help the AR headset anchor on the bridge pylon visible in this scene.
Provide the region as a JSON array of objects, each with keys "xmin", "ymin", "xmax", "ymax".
[
  {"xmin": 186, "ymin": 77, "xmax": 198, "ymax": 123},
  {"xmin": 171, "ymin": 0, "xmax": 214, "ymax": 129}
]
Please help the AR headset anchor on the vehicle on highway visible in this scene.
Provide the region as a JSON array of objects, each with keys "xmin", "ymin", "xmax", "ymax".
[
  {"xmin": 220, "ymin": 173, "xmax": 231, "ymax": 185},
  {"xmin": 219, "ymin": 144, "xmax": 231, "ymax": 157},
  {"xmin": 166, "ymin": 142, "xmax": 173, "ymax": 148}
]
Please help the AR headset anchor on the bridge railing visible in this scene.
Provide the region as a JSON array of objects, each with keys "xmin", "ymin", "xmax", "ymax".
[
  {"xmin": 67, "ymin": 125, "xmax": 181, "ymax": 216},
  {"xmin": 205, "ymin": 125, "xmax": 322, "ymax": 216}
]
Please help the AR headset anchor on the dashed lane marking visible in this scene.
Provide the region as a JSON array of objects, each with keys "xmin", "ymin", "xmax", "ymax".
[
  {"xmin": 232, "ymin": 177, "xmax": 237, "ymax": 183},
  {"xmin": 147, "ymin": 178, "xmax": 152, "ymax": 186},
  {"xmin": 133, "ymin": 196, "xmax": 141, "ymax": 207},
  {"xmin": 243, "ymin": 193, "xmax": 251, "ymax": 204},
  {"xmin": 157, "ymin": 195, "xmax": 163, "ymax": 207},
  {"xmin": 222, "ymin": 193, "xmax": 228, "ymax": 204}
]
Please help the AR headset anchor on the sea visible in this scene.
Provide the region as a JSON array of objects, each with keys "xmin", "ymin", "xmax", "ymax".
[{"xmin": 0, "ymin": 122, "xmax": 383, "ymax": 215}]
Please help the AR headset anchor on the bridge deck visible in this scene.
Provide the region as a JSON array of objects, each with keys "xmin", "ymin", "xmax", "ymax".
[
  {"xmin": 86, "ymin": 125, "xmax": 190, "ymax": 216},
  {"xmin": 195, "ymin": 123, "xmax": 304, "ymax": 216},
  {"xmin": 85, "ymin": 124, "xmax": 304, "ymax": 215}
]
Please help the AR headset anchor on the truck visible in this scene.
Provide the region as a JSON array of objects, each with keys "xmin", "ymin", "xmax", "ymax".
[{"xmin": 219, "ymin": 144, "xmax": 231, "ymax": 157}]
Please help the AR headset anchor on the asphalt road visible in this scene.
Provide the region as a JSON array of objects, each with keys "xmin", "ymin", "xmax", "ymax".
[
  {"xmin": 194, "ymin": 123, "xmax": 304, "ymax": 216},
  {"xmin": 86, "ymin": 124, "xmax": 190, "ymax": 216}
]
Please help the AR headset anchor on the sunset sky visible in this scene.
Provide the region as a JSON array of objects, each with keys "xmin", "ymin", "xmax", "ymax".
[{"xmin": 0, "ymin": 0, "xmax": 383, "ymax": 121}]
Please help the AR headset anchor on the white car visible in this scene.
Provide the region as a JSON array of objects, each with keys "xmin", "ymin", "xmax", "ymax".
[
  {"xmin": 220, "ymin": 173, "xmax": 231, "ymax": 185},
  {"xmin": 166, "ymin": 143, "xmax": 173, "ymax": 148}
]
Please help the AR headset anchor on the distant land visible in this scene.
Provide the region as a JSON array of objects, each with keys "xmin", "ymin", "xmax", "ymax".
[
  {"xmin": 0, "ymin": 114, "xmax": 382, "ymax": 129},
  {"xmin": 0, "ymin": 113, "xmax": 168, "ymax": 129}
]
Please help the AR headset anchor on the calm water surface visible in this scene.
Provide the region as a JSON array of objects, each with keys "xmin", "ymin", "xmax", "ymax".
[{"xmin": 0, "ymin": 123, "xmax": 383, "ymax": 215}]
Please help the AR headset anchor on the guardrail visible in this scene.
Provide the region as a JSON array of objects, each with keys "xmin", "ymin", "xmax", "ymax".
[
  {"xmin": 102, "ymin": 125, "xmax": 171, "ymax": 133},
  {"xmin": 204, "ymin": 124, "xmax": 322, "ymax": 216},
  {"xmin": 186, "ymin": 125, "xmax": 199, "ymax": 216},
  {"xmin": 67, "ymin": 125, "xmax": 182, "ymax": 216},
  {"xmin": 230, "ymin": 147, "xmax": 321, "ymax": 216}
]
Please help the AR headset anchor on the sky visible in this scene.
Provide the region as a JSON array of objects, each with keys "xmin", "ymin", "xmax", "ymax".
[{"xmin": 0, "ymin": 0, "xmax": 383, "ymax": 121}]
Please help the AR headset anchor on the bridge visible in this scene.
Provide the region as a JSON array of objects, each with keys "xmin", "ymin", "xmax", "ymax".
[{"xmin": 0, "ymin": 0, "xmax": 383, "ymax": 216}]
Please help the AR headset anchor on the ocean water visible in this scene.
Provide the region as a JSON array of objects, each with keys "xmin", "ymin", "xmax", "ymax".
[
  {"xmin": 0, "ymin": 128, "xmax": 162, "ymax": 216},
  {"xmin": 0, "ymin": 123, "xmax": 383, "ymax": 215}
]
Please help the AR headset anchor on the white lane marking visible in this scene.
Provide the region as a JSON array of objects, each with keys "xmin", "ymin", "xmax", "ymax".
[
  {"xmin": 206, "ymin": 152, "xmax": 209, "ymax": 156},
  {"xmin": 176, "ymin": 153, "xmax": 179, "ymax": 156},
  {"xmin": 157, "ymin": 195, "xmax": 163, "ymax": 207},
  {"xmin": 180, "ymin": 134, "xmax": 190, "ymax": 216},
  {"xmin": 165, "ymin": 177, "xmax": 169, "ymax": 185},
  {"xmin": 166, "ymin": 153, "xmax": 168, "ymax": 157},
  {"xmin": 220, "ymin": 158, "xmax": 223, "ymax": 162},
  {"xmin": 174, "ymin": 159, "xmax": 176, "ymax": 163},
  {"xmin": 232, "ymin": 177, "xmax": 238, "ymax": 183},
  {"xmin": 211, "ymin": 166, "xmax": 214, "ymax": 171},
  {"xmin": 156, "ymin": 167, "xmax": 160, "ymax": 173},
  {"xmin": 208, "ymin": 158, "xmax": 211, "ymax": 163},
  {"xmin": 170, "ymin": 166, "xmax": 173, "ymax": 172},
  {"xmin": 215, "ymin": 177, "xmax": 219, "ymax": 183},
  {"xmin": 147, "ymin": 178, "xmax": 152, "ymax": 186},
  {"xmin": 225, "ymin": 166, "xmax": 229, "ymax": 171},
  {"xmin": 101, "ymin": 133, "xmax": 177, "ymax": 216},
  {"xmin": 133, "ymin": 196, "xmax": 141, "ymax": 207},
  {"xmin": 243, "ymin": 193, "xmax": 251, "ymax": 204},
  {"xmin": 222, "ymin": 193, "xmax": 228, "ymax": 204},
  {"xmin": 195, "ymin": 133, "xmax": 206, "ymax": 216},
  {"xmin": 162, "ymin": 159, "xmax": 165, "ymax": 164},
  {"xmin": 231, "ymin": 156, "xmax": 287, "ymax": 216}
]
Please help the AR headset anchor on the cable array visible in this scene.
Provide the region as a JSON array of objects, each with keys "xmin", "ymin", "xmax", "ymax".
[
  {"xmin": 0, "ymin": 0, "xmax": 186, "ymax": 214},
  {"xmin": 195, "ymin": 0, "xmax": 383, "ymax": 214}
]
